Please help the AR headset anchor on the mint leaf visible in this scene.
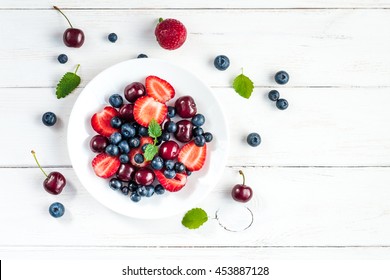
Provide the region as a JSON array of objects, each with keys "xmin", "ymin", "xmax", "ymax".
[
  {"xmin": 233, "ymin": 71, "xmax": 254, "ymax": 99},
  {"xmin": 182, "ymin": 208, "xmax": 208, "ymax": 229},
  {"xmin": 56, "ymin": 64, "xmax": 81, "ymax": 99},
  {"xmin": 148, "ymin": 119, "xmax": 162, "ymax": 139},
  {"xmin": 144, "ymin": 144, "xmax": 158, "ymax": 161}
]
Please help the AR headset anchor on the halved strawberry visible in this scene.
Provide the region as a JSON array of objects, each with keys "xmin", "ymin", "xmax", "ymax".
[
  {"xmin": 91, "ymin": 106, "xmax": 119, "ymax": 137},
  {"xmin": 92, "ymin": 153, "xmax": 121, "ymax": 179},
  {"xmin": 155, "ymin": 170, "xmax": 187, "ymax": 192},
  {"xmin": 133, "ymin": 96, "xmax": 168, "ymax": 127},
  {"xmin": 129, "ymin": 137, "xmax": 154, "ymax": 168},
  {"xmin": 145, "ymin": 76, "xmax": 175, "ymax": 103},
  {"xmin": 178, "ymin": 141, "xmax": 207, "ymax": 171}
]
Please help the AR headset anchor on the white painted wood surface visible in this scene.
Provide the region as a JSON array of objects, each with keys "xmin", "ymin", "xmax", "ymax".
[{"xmin": 1, "ymin": 1, "xmax": 389, "ymax": 259}]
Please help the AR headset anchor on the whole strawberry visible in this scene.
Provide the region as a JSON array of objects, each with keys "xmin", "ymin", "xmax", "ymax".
[{"xmin": 155, "ymin": 18, "xmax": 187, "ymax": 50}]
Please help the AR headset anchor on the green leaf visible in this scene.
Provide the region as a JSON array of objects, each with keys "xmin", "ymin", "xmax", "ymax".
[
  {"xmin": 182, "ymin": 208, "xmax": 208, "ymax": 229},
  {"xmin": 232, "ymin": 71, "xmax": 254, "ymax": 99},
  {"xmin": 56, "ymin": 65, "xmax": 81, "ymax": 99},
  {"xmin": 144, "ymin": 144, "xmax": 159, "ymax": 161},
  {"xmin": 148, "ymin": 119, "xmax": 162, "ymax": 138}
]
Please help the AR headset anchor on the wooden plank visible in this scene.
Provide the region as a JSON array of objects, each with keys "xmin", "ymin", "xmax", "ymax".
[
  {"xmin": 1, "ymin": 88, "xmax": 389, "ymax": 167},
  {"xmin": 1, "ymin": 167, "xmax": 390, "ymax": 246},
  {"xmin": 1, "ymin": 10, "xmax": 390, "ymax": 87}
]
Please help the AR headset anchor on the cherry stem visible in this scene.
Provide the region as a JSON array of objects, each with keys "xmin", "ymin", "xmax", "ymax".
[
  {"xmin": 31, "ymin": 150, "xmax": 48, "ymax": 178},
  {"xmin": 74, "ymin": 64, "xmax": 80, "ymax": 74},
  {"xmin": 239, "ymin": 170, "xmax": 245, "ymax": 185},
  {"xmin": 53, "ymin": 6, "xmax": 73, "ymax": 28}
]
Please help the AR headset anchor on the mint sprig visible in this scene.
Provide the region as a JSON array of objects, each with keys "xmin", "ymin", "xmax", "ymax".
[
  {"xmin": 182, "ymin": 208, "xmax": 208, "ymax": 229},
  {"xmin": 143, "ymin": 119, "xmax": 162, "ymax": 161},
  {"xmin": 56, "ymin": 64, "xmax": 81, "ymax": 99},
  {"xmin": 233, "ymin": 69, "xmax": 254, "ymax": 99}
]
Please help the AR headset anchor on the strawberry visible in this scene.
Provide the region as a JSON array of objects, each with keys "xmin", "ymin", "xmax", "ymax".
[
  {"xmin": 91, "ymin": 106, "xmax": 119, "ymax": 137},
  {"xmin": 178, "ymin": 141, "xmax": 207, "ymax": 171},
  {"xmin": 133, "ymin": 96, "xmax": 167, "ymax": 127},
  {"xmin": 155, "ymin": 170, "xmax": 187, "ymax": 192},
  {"xmin": 155, "ymin": 18, "xmax": 187, "ymax": 50},
  {"xmin": 92, "ymin": 153, "xmax": 121, "ymax": 179},
  {"xmin": 129, "ymin": 137, "xmax": 154, "ymax": 168},
  {"xmin": 145, "ymin": 76, "xmax": 175, "ymax": 103}
]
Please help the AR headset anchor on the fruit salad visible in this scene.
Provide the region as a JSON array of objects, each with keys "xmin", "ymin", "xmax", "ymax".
[{"xmin": 89, "ymin": 76, "xmax": 213, "ymax": 202}]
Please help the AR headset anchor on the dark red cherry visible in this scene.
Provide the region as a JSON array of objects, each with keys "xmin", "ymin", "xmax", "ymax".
[
  {"xmin": 90, "ymin": 135, "xmax": 109, "ymax": 153},
  {"xmin": 159, "ymin": 141, "xmax": 180, "ymax": 160},
  {"xmin": 119, "ymin": 104, "xmax": 134, "ymax": 122},
  {"xmin": 54, "ymin": 6, "xmax": 85, "ymax": 48},
  {"xmin": 134, "ymin": 168, "xmax": 155, "ymax": 185},
  {"xmin": 124, "ymin": 82, "xmax": 146, "ymax": 103},
  {"xmin": 231, "ymin": 170, "xmax": 253, "ymax": 203},
  {"xmin": 174, "ymin": 120, "xmax": 193, "ymax": 143},
  {"xmin": 116, "ymin": 164, "xmax": 135, "ymax": 182},
  {"xmin": 175, "ymin": 96, "xmax": 197, "ymax": 118}
]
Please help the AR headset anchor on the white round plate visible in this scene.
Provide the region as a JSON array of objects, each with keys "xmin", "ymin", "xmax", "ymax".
[{"xmin": 67, "ymin": 58, "xmax": 229, "ymax": 219}]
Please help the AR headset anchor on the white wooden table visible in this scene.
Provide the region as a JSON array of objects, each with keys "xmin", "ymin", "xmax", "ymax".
[{"xmin": 1, "ymin": 0, "xmax": 390, "ymax": 260}]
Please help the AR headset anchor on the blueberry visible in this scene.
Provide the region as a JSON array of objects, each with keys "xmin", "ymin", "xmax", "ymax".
[
  {"xmin": 118, "ymin": 140, "xmax": 130, "ymax": 153},
  {"xmin": 120, "ymin": 186, "xmax": 129, "ymax": 195},
  {"xmin": 130, "ymin": 192, "xmax": 141, "ymax": 202},
  {"xmin": 155, "ymin": 184, "xmax": 165, "ymax": 195},
  {"xmin": 137, "ymin": 54, "xmax": 148, "ymax": 58},
  {"xmin": 105, "ymin": 144, "xmax": 120, "ymax": 156},
  {"xmin": 137, "ymin": 186, "xmax": 147, "ymax": 197},
  {"xmin": 119, "ymin": 154, "xmax": 129, "ymax": 163},
  {"xmin": 131, "ymin": 122, "xmax": 140, "ymax": 132},
  {"xmin": 42, "ymin": 112, "xmax": 57, "ymax": 126},
  {"xmin": 166, "ymin": 121, "xmax": 177, "ymax": 133},
  {"xmin": 167, "ymin": 106, "xmax": 176, "ymax": 118},
  {"xmin": 165, "ymin": 160, "xmax": 175, "ymax": 170},
  {"xmin": 276, "ymin": 98, "xmax": 289, "ymax": 110},
  {"xmin": 275, "ymin": 71, "xmax": 289, "ymax": 85},
  {"xmin": 109, "ymin": 132, "xmax": 122, "ymax": 144},
  {"xmin": 164, "ymin": 169, "xmax": 176, "ymax": 179},
  {"xmin": 128, "ymin": 181, "xmax": 138, "ymax": 192},
  {"xmin": 57, "ymin": 54, "xmax": 68, "ymax": 64},
  {"xmin": 108, "ymin": 33, "xmax": 118, "ymax": 43},
  {"xmin": 191, "ymin": 114, "xmax": 205, "ymax": 127},
  {"xmin": 145, "ymin": 185, "xmax": 155, "ymax": 197},
  {"xmin": 49, "ymin": 202, "xmax": 65, "ymax": 218},
  {"xmin": 214, "ymin": 55, "xmax": 230, "ymax": 71},
  {"xmin": 186, "ymin": 170, "xmax": 192, "ymax": 176},
  {"xmin": 193, "ymin": 127, "xmax": 204, "ymax": 136},
  {"xmin": 151, "ymin": 156, "xmax": 164, "ymax": 170},
  {"xmin": 161, "ymin": 131, "xmax": 170, "ymax": 142},
  {"xmin": 110, "ymin": 116, "xmax": 122, "ymax": 128},
  {"xmin": 155, "ymin": 137, "xmax": 162, "ymax": 146},
  {"xmin": 141, "ymin": 144, "xmax": 149, "ymax": 152},
  {"xmin": 109, "ymin": 178, "xmax": 122, "ymax": 190},
  {"xmin": 138, "ymin": 126, "xmax": 149, "ymax": 136},
  {"xmin": 121, "ymin": 123, "xmax": 136, "ymax": 138},
  {"xmin": 268, "ymin": 90, "xmax": 280, "ymax": 101},
  {"xmin": 203, "ymin": 132, "xmax": 213, "ymax": 143},
  {"xmin": 194, "ymin": 135, "xmax": 206, "ymax": 147},
  {"xmin": 128, "ymin": 137, "xmax": 140, "ymax": 148},
  {"xmin": 175, "ymin": 162, "xmax": 186, "ymax": 173},
  {"xmin": 134, "ymin": 153, "xmax": 144, "ymax": 164},
  {"xmin": 109, "ymin": 94, "xmax": 123, "ymax": 108},
  {"xmin": 247, "ymin": 132, "xmax": 261, "ymax": 147}
]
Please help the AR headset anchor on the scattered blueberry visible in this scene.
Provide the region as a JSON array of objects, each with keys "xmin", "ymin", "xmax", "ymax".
[
  {"xmin": 134, "ymin": 153, "xmax": 144, "ymax": 164},
  {"xmin": 155, "ymin": 184, "xmax": 165, "ymax": 195},
  {"xmin": 247, "ymin": 132, "xmax": 261, "ymax": 147},
  {"xmin": 110, "ymin": 116, "xmax": 122, "ymax": 128},
  {"xmin": 109, "ymin": 178, "xmax": 122, "ymax": 190},
  {"xmin": 214, "ymin": 55, "xmax": 230, "ymax": 71},
  {"xmin": 49, "ymin": 202, "xmax": 65, "ymax": 218},
  {"xmin": 145, "ymin": 185, "xmax": 155, "ymax": 197},
  {"xmin": 109, "ymin": 132, "xmax": 122, "ymax": 144},
  {"xmin": 138, "ymin": 126, "xmax": 149, "ymax": 136},
  {"xmin": 193, "ymin": 127, "xmax": 204, "ymax": 136},
  {"xmin": 164, "ymin": 169, "xmax": 176, "ymax": 179},
  {"xmin": 121, "ymin": 123, "xmax": 136, "ymax": 138},
  {"xmin": 120, "ymin": 186, "xmax": 129, "ymax": 195},
  {"xmin": 276, "ymin": 98, "xmax": 289, "ymax": 110},
  {"xmin": 119, "ymin": 154, "xmax": 129, "ymax": 163},
  {"xmin": 42, "ymin": 112, "xmax": 57, "ymax": 126},
  {"xmin": 108, "ymin": 33, "xmax": 118, "ymax": 43},
  {"xmin": 128, "ymin": 181, "xmax": 138, "ymax": 192},
  {"xmin": 137, "ymin": 54, "xmax": 148, "ymax": 58},
  {"xmin": 118, "ymin": 140, "xmax": 130, "ymax": 154},
  {"xmin": 166, "ymin": 121, "xmax": 177, "ymax": 133},
  {"xmin": 268, "ymin": 90, "xmax": 280, "ymax": 101},
  {"xmin": 165, "ymin": 160, "xmax": 175, "ymax": 170},
  {"xmin": 128, "ymin": 137, "xmax": 140, "ymax": 148},
  {"xmin": 137, "ymin": 186, "xmax": 148, "ymax": 197},
  {"xmin": 105, "ymin": 144, "xmax": 120, "ymax": 156},
  {"xmin": 175, "ymin": 162, "xmax": 186, "ymax": 173},
  {"xmin": 109, "ymin": 94, "xmax": 123, "ymax": 108},
  {"xmin": 194, "ymin": 135, "xmax": 206, "ymax": 147},
  {"xmin": 151, "ymin": 156, "xmax": 164, "ymax": 170},
  {"xmin": 191, "ymin": 114, "xmax": 205, "ymax": 127},
  {"xmin": 275, "ymin": 71, "xmax": 289, "ymax": 85},
  {"xmin": 203, "ymin": 132, "xmax": 213, "ymax": 143},
  {"xmin": 57, "ymin": 54, "xmax": 68, "ymax": 64},
  {"xmin": 161, "ymin": 131, "xmax": 170, "ymax": 142},
  {"xmin": 130, "ymin": 192, "xmax": 141, "ymax": 202},
  {"xmin": 141, "ymin": 144, "xmax": 149, "ymax": 152},
  {"xmin": 167, "ymin": 106, "xmax": 176, "ymax": 118}
]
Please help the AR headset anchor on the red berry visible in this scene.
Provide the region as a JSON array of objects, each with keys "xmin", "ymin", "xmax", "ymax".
[
  {"xmin": 90, "ymin": 135, "xmax": 109, "ymax": 153},
  {"xmin": 175, "ymin": 95, "xmax": 197, "ymax": 118},
  {"xmin": 155, "ymin": 18, "xmax": 187, "ymax": 50},
  {"xmin": 145, "ymin": 76, "xmax": 175, "ymax": 103},
  {"xmin": 92, "ymin": 153, "xmax": 121, "ymax": 179},
  {"xmin": 116, "ymin": 163, "xmax": 136, "ymax": 182},
  {"xmin": 91, "ymin": 106, "xmax": 119, "ymax": 137},
  {"xmin": 231, "ymin": 170, "xmax": 253, "ymax": 203},
  {"xmin": 155, "ymin": 170, "xmax": 187, "ymax": 192},
  {"xmin": 124, "ymin": 82, "xmax": 146, "ymax": 103},
  {"xmin": 134, "ymin": 168, "xmax": 155, "ymax": 185},
  {"xmin": 178, "ymin": 141, "xmax": 207, "ymax": 171},
  {"xmin": 174, "ymin": 120, "xmax": 193, "ymax": 143},
  {"xmin": 159, "ymin": 141, "xmax": 180, "ymax": 160},
  {"xmin": 119, "ymin": 104, "xmax": 134, "ymax": 122},
  {"xmin": 133, "ymin": 96, "xmax": 168, "ymax": 127}
]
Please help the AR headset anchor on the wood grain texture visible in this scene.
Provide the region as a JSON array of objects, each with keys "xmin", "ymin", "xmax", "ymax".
[
  {"xmin": 1, "ymin": 10, "xmax": 390, "ymax": 87},
  {"xmin": 1, "ymin": 88, "xmax": 388, "ymax": 167},
  {"xmin": 1, "ymin": 167, "xmax": 389, "ymax": 247}
]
